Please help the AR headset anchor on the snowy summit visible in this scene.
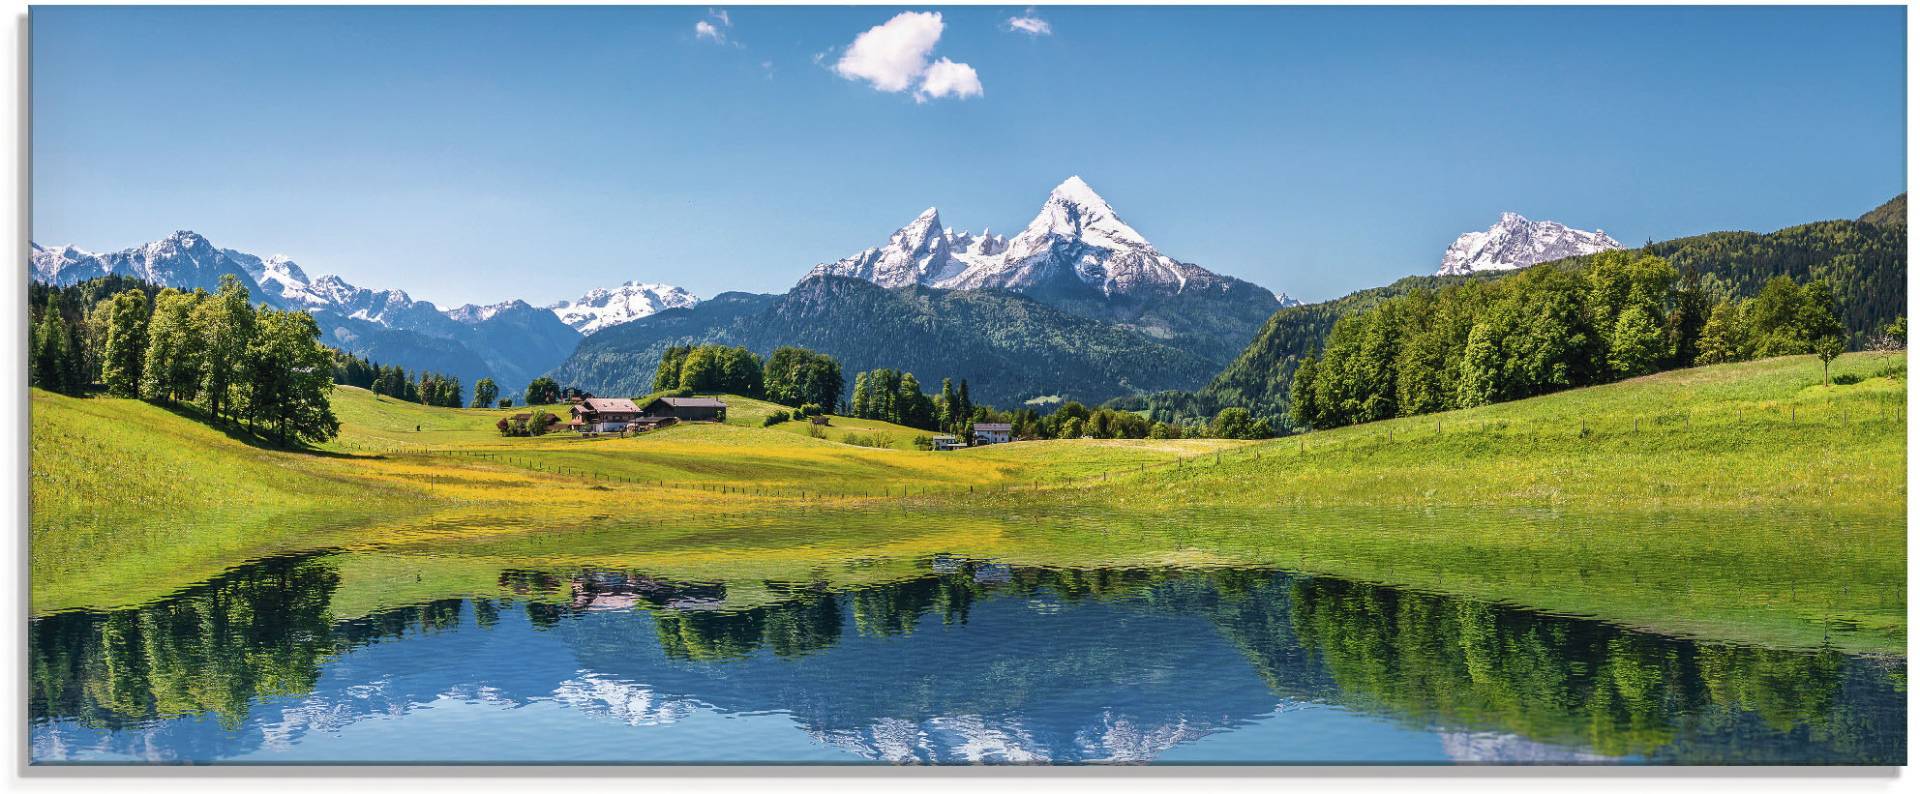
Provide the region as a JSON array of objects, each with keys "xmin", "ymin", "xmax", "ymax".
[
  {"xmin": 549, "ymin": 282, "xmax": 701, "ymax": 335},
  {"xmin": 1436, "ymin": 212, "xmax": 1622, "ymax": 276},
  {"xmin": 808, "ymin": 176, "xmax": 1296, "ymax": 305}
]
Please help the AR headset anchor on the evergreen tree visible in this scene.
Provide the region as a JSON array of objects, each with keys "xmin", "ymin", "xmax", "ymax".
[
  {"xmin": 1666, "ymin": 265, "xmax": 1710, "ymax": 367},
  {"xmin": 1287, "ymin": 356, "xmax": 1320, "ymax": 430},
  {"xmin": 937, "ymin": 378, "xmax": 957, "ymax": 431},
  {"xmin": 850, "ymin": 371, "xmax": 871, "ymax": 418},
  {"xmin": 30, "ymin": 302, "xmax": 77, "ymax": 394}
]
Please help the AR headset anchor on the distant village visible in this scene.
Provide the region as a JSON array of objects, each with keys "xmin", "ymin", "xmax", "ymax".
[{"xmin": 512, "ymin": 392, "xmax": 1018, "ymax": 450}]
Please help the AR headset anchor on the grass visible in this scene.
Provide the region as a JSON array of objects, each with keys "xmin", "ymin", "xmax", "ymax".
[
  {"xmin": 1082, "ymin": 352, "xmax": 1907, "ymax": 512},
  {"xmin": 28, "ymin": 353, "xmax": 1907, "ymax": 655}
]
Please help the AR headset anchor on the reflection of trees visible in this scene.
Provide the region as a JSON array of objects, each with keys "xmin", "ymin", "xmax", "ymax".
[
  {"xmin": 656, "ymin": 591, "xmax": 843, "ymax": 661},
  {"xmin": 1276, "ymin": 576, "xmax": 1897, "ymax": 761},
  {"xmin": 31, "ymin": 555, "xmax": 470, "ymax": 730}
]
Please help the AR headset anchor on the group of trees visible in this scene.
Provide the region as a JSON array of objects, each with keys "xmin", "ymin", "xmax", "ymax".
[
  {"xmin": 848, "ymin": 369, "xmax": 986, "ymax": 435},
  {"xmin": 31, "ymin": 274, "xmax": 339, "ymax": 444},
  {"xmin": 1000, "ymin": 402, "xmax": 1272, "ymax": 441},
  {"xmin": 843, "ymin": 366, "xmax": 1275, "ymax": 441},
  {"xmin": 1207, "ymin": 210, "xmax": 1905, "ymax": 425},
  {"xmin": 652, "ymin": 344, "xmax": 764, "ymax": 397},
  {"xmin": 330, "ymin": 352, "xmax": 466, "ymax": 408},
  {"xmin": 523, "ymin": 376, "xmax": 563, "ymax": 405},
  {"xmin": 762, "ymin": 346, "xmax": 844, "ymax": 410},
  {"xmin": 1287, "ymin": 253, "xmax": 1850, "ymax": 431},
  {"xmin": 1694, "ymin": 276, "xmax": 1857, "ymax": 382},
  {"xmin": 850, "ymin": 369, "xmax": 943, "ymax": 431}
]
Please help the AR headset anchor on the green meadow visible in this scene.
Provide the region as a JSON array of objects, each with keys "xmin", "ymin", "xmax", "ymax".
[{"xmin": 28, "ymin": 353, "xmax": 1907, "ymax": 655}]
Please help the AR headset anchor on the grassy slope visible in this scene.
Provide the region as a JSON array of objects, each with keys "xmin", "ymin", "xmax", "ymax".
[
  {"xmin": 1124, "ymin": 352, "xmax": 1905, "ymax": 512},
  {"xmin": 29, "ymin": 392, "xmax": 421, "ymax": 610},
  {"xmin": 1005, "ymin": 352, "xmax": 1906, "ymax": 652}
]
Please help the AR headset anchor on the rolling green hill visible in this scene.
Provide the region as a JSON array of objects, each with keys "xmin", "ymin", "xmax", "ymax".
[{"xmin": 1204, "ymin": 207, "xmax": 1907, "ymax": 418}]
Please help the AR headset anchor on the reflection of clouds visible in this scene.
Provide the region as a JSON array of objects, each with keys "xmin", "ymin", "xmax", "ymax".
[
  {"xmin": 258, "ymin": 678, "xmax": 521, "ymax": 751},
  {"xmin": 1440, "ymin": 731, "xmax": 1620, "ymax": 764},
  {"xmin": 1078, "ymin": 710, "xmax": 1209, "ymax": 763},
  {"xmin": 809, "ymin": 715, "xmax": 1048, "ymax": 764},
  {"xmin": 550, "ymin": 674, "xmax": 697, "ymax": 727}
]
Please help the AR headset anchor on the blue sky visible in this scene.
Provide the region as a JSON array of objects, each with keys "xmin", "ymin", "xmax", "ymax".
[{"xmin": 31, "ymin": 5, "xmax": 1906, "ymax": 306}]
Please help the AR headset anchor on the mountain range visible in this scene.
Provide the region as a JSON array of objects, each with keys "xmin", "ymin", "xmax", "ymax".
[
  {"xmin": 549, "ymin": 178, "xmax": 1297, "ymax": 405},
  {"xmin": 42, "ymin": 183, "xmax": 1866, "ymax": 415},
  {"xmin": 29, "ymin": 232, "xmax": 648, "ymax": 393},
  {"xmin": 808, "ymin": 176, "xmax": 1297, "ymax": 364}
]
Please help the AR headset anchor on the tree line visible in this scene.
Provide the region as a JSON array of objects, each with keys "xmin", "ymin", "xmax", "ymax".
[
  {"xmin": 1288, "ymin": 252, "xmax": 1852, "ymax": 431},
  {"xmin": 30, "ymin": 275, "xmax": 339, "ymax": 445},
  {"xmin": 846, "ymin": 366, "xmax": 1272, "ymax": 440},
  {"xmin": 647, "ymin": 344, "xmax": 843, "ymax": 410},
  {"xmin": 330, "ymin": 351, "xmax": 467, "ymax": 408}
]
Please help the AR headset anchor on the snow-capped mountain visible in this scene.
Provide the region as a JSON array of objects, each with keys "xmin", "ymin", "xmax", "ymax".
[
  {"xmin": 31, "ymin": 230, "xmax": 260, "ymax": 294},
  {"xmin": 807, "ymin": 176, "xmax": 1295, "ymax": 305},
  {"xmin": 797, "ymin": 177, "xmax": 1295, "ymax": 365},
  {"xmin": 808, "ymin": 207, "xmax": 1007, "ymax": 289},
  {"xmin": 28, "ymin": 230, "xmax": 589, "ymax": 392},
  {"xmin": 225, "ymin": 250, "xmax": 318, "ymax": 306},
  {"xmin": 549, "ymin": 282, "xmax": 701, "ymax": 335},
  {"xmin": 1436, "ymin": 212, "xmax": 1622, "ymax": 276},
  {"xmin": 445, "ymin": 299, "xmax": 528, "ymax": 324}
]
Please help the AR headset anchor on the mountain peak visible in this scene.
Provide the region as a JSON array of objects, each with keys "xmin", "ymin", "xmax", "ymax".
[
  {"xmin": 1437, "ymin": 213, "xmax": 1621, "ymax": 276},
  {"xmin": 161, "ymin": 230, "xmax": 211, "ymax": 249},
  {"xmin": 550, "ymin": 282, "xmax": 699, "ymax": 335},
  {"xmin": 1048, "ymin": 175, "xmax": 1109, "ymax": 209}
]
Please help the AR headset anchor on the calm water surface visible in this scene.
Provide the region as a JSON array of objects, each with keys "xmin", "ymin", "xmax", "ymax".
[{"xmin": 29, "ymin": 552, "xmax": 1905, "ymax": 764}]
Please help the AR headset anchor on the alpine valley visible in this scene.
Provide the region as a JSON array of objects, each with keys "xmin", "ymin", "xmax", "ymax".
[{"xmin": 552, "ymin": 177, "xmax": 1296, "ymax": 406}]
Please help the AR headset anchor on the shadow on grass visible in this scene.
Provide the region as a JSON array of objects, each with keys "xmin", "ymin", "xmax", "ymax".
[{"xmin": 149, "ymin": 400, "xmax": 360, "ymax": 459}]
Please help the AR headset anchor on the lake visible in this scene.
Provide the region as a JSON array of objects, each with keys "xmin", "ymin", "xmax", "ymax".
[{"xmin": 28, "ymin": 549, "xmax": 1905, "ymax": 764}]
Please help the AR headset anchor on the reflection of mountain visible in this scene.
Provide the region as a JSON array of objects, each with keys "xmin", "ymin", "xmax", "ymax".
[{"xmin": 28, "ymin": 556, "xmax": 1906, "ymax": 764}]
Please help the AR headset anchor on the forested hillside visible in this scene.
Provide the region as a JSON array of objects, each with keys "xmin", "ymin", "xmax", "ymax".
[
  {"xmin": 549, "ymin": 276, "xmax": 1218, "ymax": 406},
  {"xmin": 1204, "ymin": 198, "xmax": 1907, "ymax": 419}
]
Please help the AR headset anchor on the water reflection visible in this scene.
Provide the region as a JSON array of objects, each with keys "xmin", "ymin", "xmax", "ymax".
[{"xmin": 29, "ymin": 554, "xmax": 1905, "ymax": 764}]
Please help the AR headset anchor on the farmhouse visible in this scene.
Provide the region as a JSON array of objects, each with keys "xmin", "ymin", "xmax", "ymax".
[
  {"xmin": 642, "ymin": 396, "xmax": 729, "ymax": 422},
  {"xmin": 971, "ymin": 422, "xmax": 1013, "ymax": 445},
  {"xmin": 931, "ymin": 434, "xmax": 962, "ymax": 451},
  {"xmin": 571, "ymin": 398, "xmax": 642, "ymax": 434}
]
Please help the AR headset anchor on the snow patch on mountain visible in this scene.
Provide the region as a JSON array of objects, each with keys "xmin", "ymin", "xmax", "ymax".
[
  {"xmin": 1436, "ymin": 212, "xmax": 1622, "ymax": 276},
  {"xmin": 445, "ymin": 300, "xmax": 535, "ymax": 324},
  {"xmin": 549, "ymin": 282, "xmax": 701, "ymax": 335}
]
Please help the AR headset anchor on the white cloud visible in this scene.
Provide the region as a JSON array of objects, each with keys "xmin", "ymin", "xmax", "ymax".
[
  {"xmin": 916, "ymin": 58, "xmax": 983, "ymax": 102},
  {"xmin": 1007, "ymin": 12, "xmax": 1052, "ymax": 37},
  {"xmin": 832, "ymin": 11, "xmax": 982, "ymax": 102},
  {"xmin": 833, "ymin": 11, "xmax": 946, "ymax": 93},
  {"xmin": 695, "ymin": 9, "xmax": 732, "ymax": 44}
]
